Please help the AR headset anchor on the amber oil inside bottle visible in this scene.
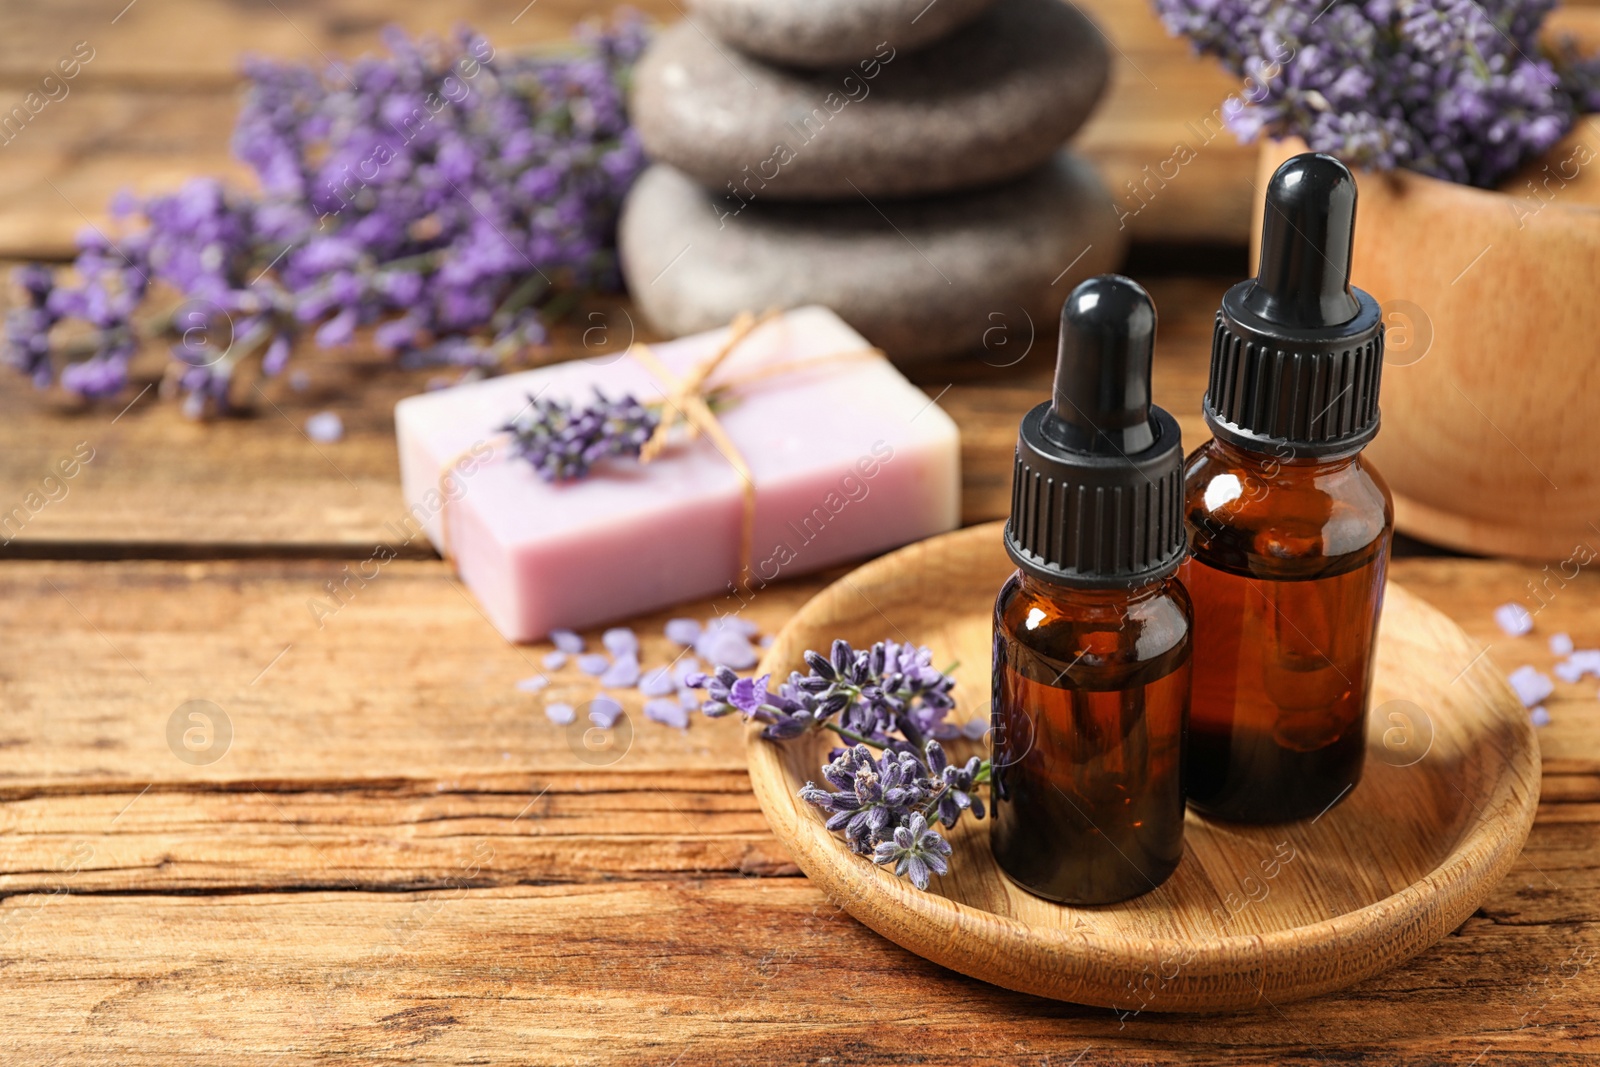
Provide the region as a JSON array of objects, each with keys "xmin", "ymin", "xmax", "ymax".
[
  {"xmin": 991, "ymin": 572, "xmax": 1192, "ymax": 904},
  {"xmin": 1182, "ymin": 437, "xmax": 1392, "ymax": 823}
]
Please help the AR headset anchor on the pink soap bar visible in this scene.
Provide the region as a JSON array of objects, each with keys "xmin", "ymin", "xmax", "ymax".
[{"xmin": 394, "ymin": 306, "xmax": 961, "ymax": 641}]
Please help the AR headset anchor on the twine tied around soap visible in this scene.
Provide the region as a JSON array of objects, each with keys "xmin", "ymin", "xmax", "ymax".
[{"xmin": 435, "ymin": 310, "xmax": 883, "ymax": 582}]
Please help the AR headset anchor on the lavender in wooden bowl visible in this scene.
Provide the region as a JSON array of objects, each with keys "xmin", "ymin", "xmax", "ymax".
[{"xmin": 1156, "ymin": 0, "xmax": 1600, "ymax": 559}]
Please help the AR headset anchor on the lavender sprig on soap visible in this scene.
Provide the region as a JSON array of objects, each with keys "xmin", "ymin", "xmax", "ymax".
[
  {"xmin": 501, "ymin": 390, "xmax": 658, "ymax": 481},
  {"xmin": 686, "ymin": 638, "xmax": 989, "ymax": 892}
]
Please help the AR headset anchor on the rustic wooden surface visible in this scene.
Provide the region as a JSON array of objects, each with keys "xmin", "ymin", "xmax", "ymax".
[
  {"xmin": 747, "ymin": 524, "xmax": 1541, "ymax": 1011},
  {"xmin": 2, "ymin": 1, "xmax": 1599, "ymax": 1063}
]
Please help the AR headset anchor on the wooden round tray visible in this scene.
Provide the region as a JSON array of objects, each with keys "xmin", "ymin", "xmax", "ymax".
[{"xmin": 747, "ymin": 522, "xmax": 1539, "ymax": 1012}]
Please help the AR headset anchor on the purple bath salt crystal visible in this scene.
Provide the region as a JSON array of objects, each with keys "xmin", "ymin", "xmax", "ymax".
[
  {"xmin": 700, "ymin": 629, "xmax": 757, "ymax": 669},
  {"xmin": 670, "ymin": 656, "xmax": 702, "ymax": 687},
  {"xmin": 961, "ymin": 718, "xmax": 989, "ymax": 741},
  {"xmin": 600, "ymin": 653, "xmax": 641, "ymax": 688},
  {"xmin": 589, "ymin": 696, "xmax": 624, "ymax": 728},
  {"xmin": 603, "ymin": 627, "xmax": 639, "ymax": 656},
  {"xmin": 644, "ymin": 697, "xmax": 690, "ymax": 729},
  {"xmin": 639, "ymin": 666, "xmax": 677, "ymax": 697},
  {"xmin": 545, "ymin": 702, "xmax": 576, "ymax": 726},
  {"xmin": 1568, "ymin": 649, "xmax": 1600, "ymax": 677},
  {"xmin": 576, "ymin": 652, "xmax": 611, "ymax": 676},
  {"xmin": 515, "ymin": 675, "xmax": 549, "ymax": 693},
  {"xmin": 664, "ymin": 618, "xmax": 702, "ymax": 645},
  {"xmin": 550, "ymin": 629, "xmax": 585, "ymax": 654},
  {"xmin": 305, "ymin": 410, "xmax": 344, "ymax": 443},
  {"xmin": 707, "ymin": 615, "xmax": 759, "ymax": 638},
  {"xmin": 1555, "ymin": 659, "xmax": 1585, "ymax": 684},
  {"xmin": 1494, "ymin": 603, "xmax": 1534, "ymax": 637},
  {"xmin": 1530, "ymin": 706, "xmax": 1552, "ymax": 728},
  {"xmin": 1550, "ymin": 632, "xmax": 1575, "ymax": 657},
  {"xmin": 760, "ymin": 634, "xmax": 774, "ymax": 648},
  {"xmin": 542, "ymin": 650, "xmax": 567, "ymax": 671},
  {"xmin": 1507, "ymin": 665, "xmax": 1554, "ymax": 708},
  {"xmin": 679, "ymin": 688, "xmax": 700, "ymax": 709}
]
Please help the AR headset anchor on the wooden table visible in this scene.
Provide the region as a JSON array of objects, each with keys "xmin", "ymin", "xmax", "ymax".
[{"xmin": 2, "ymin": 2, "xmax": 1598, "ymax": 1063}]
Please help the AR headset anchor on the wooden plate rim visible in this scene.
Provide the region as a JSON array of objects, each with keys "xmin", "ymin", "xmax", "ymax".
[{"xmin": 746, "ymin": 522, "xmax": 1540, "ymax": 1010}]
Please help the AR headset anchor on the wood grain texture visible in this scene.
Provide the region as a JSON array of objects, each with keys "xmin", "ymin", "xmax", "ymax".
[
  {"xmin": 0, "ymin": 878, "xmax": 1596, "ymax": 1066},
  {"xmin": 0, "ymin": 555, "xmax": 1594, "ymax": 1060},
  {"xmin": 747, "ymin": 523, "xmax": 1541, "ymax": 1010},
  {"xmin": 0, "ymin": 0, "xmax": 1250, "ymax": 258}
]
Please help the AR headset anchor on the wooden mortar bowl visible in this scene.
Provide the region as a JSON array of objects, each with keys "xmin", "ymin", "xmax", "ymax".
[{"xmin": 1255, "ymin": 132, "xmax": 1600, "ymax": 561}]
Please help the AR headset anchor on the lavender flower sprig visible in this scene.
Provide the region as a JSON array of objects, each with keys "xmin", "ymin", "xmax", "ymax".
[
  {"xmin": 501, "ymin": 389, "xmax": 658, "ymax": 481},
  {"xmin": 4, "ymin": 16, "xmax": 650, "ymax": 415},
  {"xmin": 1153, "ymin": 0, "xmax": 1600, "ymax": 188},
  {"xmin": 686, "ymin": 639, "xmax": 988, "ymax": 892}
]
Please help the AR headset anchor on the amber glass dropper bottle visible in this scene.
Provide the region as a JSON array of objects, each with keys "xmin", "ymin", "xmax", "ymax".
[
  {"xmin": 991, "ymin": 274, "xmax": 1192, "ymax": 905},
  {"xmin": 1183, "ymin": 152, "xmax": 1393, "ymax": 824}
]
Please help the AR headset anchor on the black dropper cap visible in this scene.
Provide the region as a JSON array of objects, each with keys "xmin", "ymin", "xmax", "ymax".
[
  {"xmin": 1003, "ymin": 275, "xmax": 1185, "ymax": 589},
  {"xmin": 1206, "ymin": 152, "xmax": 1385, "ymax": 456}
]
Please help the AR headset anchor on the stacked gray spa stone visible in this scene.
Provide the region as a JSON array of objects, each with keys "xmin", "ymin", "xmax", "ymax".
[{"xmin": 619, "ymin": 0, "xmax": 1125, "ymax": 361}]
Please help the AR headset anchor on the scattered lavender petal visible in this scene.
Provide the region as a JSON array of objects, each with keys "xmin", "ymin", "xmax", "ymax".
[
  {"xmin": 589, "ymin": 696, "xmax": 624, "ymax": 728},
  {"xmin": 701, "ymin": 629, "xmax": 757, "ymax": 670},
  {"xmin": 707, "ymin": 615, "xmax": 760, "ymax": 638},
  {"xmin": 600, "ymin": 653, "xmax": 641, "ymax": 688},
  {"xmin": 576, "ymin": 653, "xmax": 610, "ymax": 676},
  {"xmin": 1550, "ymin": 632, "xmax": 1575, "ymax": 657},
  {"xmin": 1494, "ymin": 602, "xmax": 1534, "ymax": 637},
  {"xmin": 1569, "ymin": 649, "xmax": 1600, "ymax": 677},
  {"xmin": 664, "ymin": 617, "xmax": 702, "ymax": 645},
  {"xmin": 603, "ymin": 627, "xmax": 639, "ymax": 656},
  {"xmin": 550, "ymin": 629, "xmax": 585, "ymax": 654},
  {"xmin": 1530, "ymin": 705, "xmax": 1552, "ymax": 727},
  {"xmin": 644, "ymin": 697, "xmax": 690, "ymax": 729},
  {"xmin": 305, "ymin": 411, "xmax": 344, "ymax": 443},
  {"xmin": 541, "ymin": 650, "xmax": 567, "ymax": 671},
  {"xmin": 639, "ymin": 667, "xmax": 677, "ymax": 697},
  {"xmin": 545, "ymin": 702, "xmax": 576, "ymax": 726},
  {"xmin": 670, "ymin": 656, "xmax": 702, "ymax": 687},
  {"xmin": 515, "ymin": 675, "xmax": 548, "ymax": 693},
  {"xmin": 1508, "ymin": 665, "xmax": 1554, "ymax": 708},
  {"xmin": 961, "ymin": 718, "xmax": 989, "ymax": 741}
]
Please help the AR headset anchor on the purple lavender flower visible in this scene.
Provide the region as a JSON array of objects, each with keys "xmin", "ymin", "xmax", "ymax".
[
  {"xmin": 6, "ymin": 17, "xmax": 651, "ymax": 408},
  {"xmin": 1152, "ymin": 0, "xmax": 1600, "ymax": 187},
  {"xmin": 4, "ymin": 265, "xmax": 59, "ymax": 388},
  {"xmin": 872, "ymin": 812, "xmax": 952, "ymax": 890},
  {"xmin": 686, "ymin": 637, "xmax": 985, "ymax": 892},
  {"xmin": 501, "ymin": 390, "xmax": 659, "ymax": 482}
]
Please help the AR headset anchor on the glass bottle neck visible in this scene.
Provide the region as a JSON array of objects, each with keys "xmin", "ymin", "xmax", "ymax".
[
  {"xmin": 1016, "ymin": 571, "xmax": 1168, "ymax": 611},
  {"xmin": 1206, "ymin": 435, "xmax": 1362, "ymax": 477}
]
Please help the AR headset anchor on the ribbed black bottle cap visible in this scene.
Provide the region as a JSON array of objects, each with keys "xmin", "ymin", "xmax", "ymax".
[
  {"xmin": 1206, "ymin": 152, "xmax": 1385, "ymax": 457},
  {"xmin": 1004, "ymin": 275, "xmax": 1185, "ymax": 589}
]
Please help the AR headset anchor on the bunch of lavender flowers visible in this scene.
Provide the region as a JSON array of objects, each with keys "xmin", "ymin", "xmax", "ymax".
[
  {"xmin": 1152, "ymin": 0, "xmax": 1600, "ymax": 188},
  {"xmin": 4, "ymin": 16, "xmax": 650, "ymax": 415},
  {"xmin": 687, "ymin": 639, "xmax": 988, "ymax": 892},
  {"xmin": 500, "ymin": 389, "xmax": 658, "ymax": 481}
]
